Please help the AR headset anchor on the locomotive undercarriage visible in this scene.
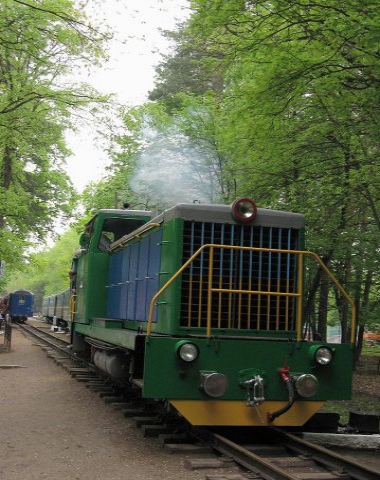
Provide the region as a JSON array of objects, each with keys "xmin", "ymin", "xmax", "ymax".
[{"xmin": 72, "ymin": 331, "xmax": 144, "ymax": 386}]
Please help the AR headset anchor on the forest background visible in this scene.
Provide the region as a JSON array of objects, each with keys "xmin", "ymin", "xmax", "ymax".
[{"xmin": 0, "ymin": 0, "xmax": 379, "ymax": 353}]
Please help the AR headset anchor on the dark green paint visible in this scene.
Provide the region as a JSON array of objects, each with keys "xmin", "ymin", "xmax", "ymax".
[
  {"xmin": 74, "ymin": 251, "xmax": 109, "ymax": 324},
  {"xmin": 150, "ymin": 218, "xmax": 184, "ymax": 334},
  {"xmin": 74, "ymin": 323, "xmax": 140, "ymax": 351},
  {"xmin": 142, "ymin": 337, "xmax": 353, "ymax": 401}
]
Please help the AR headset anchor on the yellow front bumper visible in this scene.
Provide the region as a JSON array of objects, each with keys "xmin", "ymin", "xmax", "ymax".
[{"xmin": 170, "ymin": 400, "xmax": 324, "ymax": 426}]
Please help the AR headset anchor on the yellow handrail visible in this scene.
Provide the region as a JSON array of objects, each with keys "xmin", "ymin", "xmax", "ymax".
[
  {"xmin": 297, "ymin": 253, "xmax": 304, "ymax": 341},
  {"xmin": 69, "ymin": 294, "xmax": 76, "ymax": 322},
  {"xmin": 304, "ymin": 250, "xmax": 357, "ymax": 344},
  {"xmin": 146, "ymin": 244, "xmax": 356, "ymax": 344}
]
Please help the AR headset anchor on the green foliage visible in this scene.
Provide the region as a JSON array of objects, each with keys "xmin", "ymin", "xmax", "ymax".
[
  {"xmin": 49, "ymin": 0, "xmax": 379, "ymax": 340},
  {"xmin": 128, "ymin": 0, "xmax": 380, "ymax": 337},
  {"xmin": 80, "ymin": 106, "xmax": 147, "ymax": 215},
  {"xmin": 361, "ymin": 346, "xmax": 380, "ymax": 358},
  {"xmin": 81, "ymin": 175, "xmax": 138, "ymax": 215},
  {"xmin": 2, "ymin": 227, "xmax": 80, "ymax": 309},
  {"xmin": 149, "ymin": 25, "xmax": 226, "ymax": 104},
  {"xmin": 0, "ymin": 0, "xmax": 109, "ymax": 277},
  {"xmin": 361, "ymin": 302, "xmax": 380, "ymax": 332}
]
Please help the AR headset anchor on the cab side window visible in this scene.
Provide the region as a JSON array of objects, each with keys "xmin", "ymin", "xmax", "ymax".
[
  {"xmin": 97, "ymin": 218, "xmax": 146, "ymax": 252},
  {"xmin": 98, "ymin": 231, "xmax": 114, "ymax": 251}
]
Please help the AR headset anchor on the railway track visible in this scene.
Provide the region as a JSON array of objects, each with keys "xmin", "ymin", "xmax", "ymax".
[
  {"xmin": 16, "ymin": 321, "xmax": 107, "ymax": 386},
  {"xmin": 197, "ymin": 429, "xmax": 380, "ymax": 480},
  {"xmin": 17, "ymin": 321, "xmax": 380, "ymax": 480}
]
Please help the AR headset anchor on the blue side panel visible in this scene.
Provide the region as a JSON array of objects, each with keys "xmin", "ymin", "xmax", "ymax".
[
  {"xmin": 107, "ymin": 254, "xmax": 114, "ymax": 318},
  {"xmin": 127, "ymin": 243, "xmax": 140, "ymax": 320},
  {"xmin": 23, "ymin": 295, "xmax": 33, "ymax": 316},
  {"xmin": 107, "ymin": 250, "xmax": 123, "ymax": 318},
  {"xmin": 115, "ymin": 251, "xmax": 124, "ymax": 318},
  {"xmin": 145, "ymin": 230, "xmax": 162, "ymax": 323},
  {"xmin": 29, "ymin": 296, "xmax": 34, "ymax": 316},
  {"xmin": 107, "ymin": 253, "xmax": 117, "ymax": 318},
  {"xmin": 135, "ymin": 236, "xmax": 150, "ymax": 321},
  {"xmin": 119, "ymin": 247, "xmax": 131, "ymax": 320},
  {"xmin": 9, "ymin": 292, "xmax": 34, "ymax": 317},
  {"xmin": 107, "ymin": 230, "xmax": 162, "ymax": 323}
]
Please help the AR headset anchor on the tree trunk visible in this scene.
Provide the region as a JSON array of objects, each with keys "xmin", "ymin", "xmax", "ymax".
[
  {"xmin": 2, "ymin": 145, "xmax": 13, "ymax": 189},
  {"xmin": 0, "ymin": 145, "xmax": 14, "ymax": 229},
  {"xmin": 317, "ymin": 279, "xmax": 328, "ymax": 342},
  {"xmin": 304, "ymin": 254, "xmax": 331, "ymax": 327},
  {"xmin": 354, "ymin": 270, "xmax": 373, "ymax": 363}
]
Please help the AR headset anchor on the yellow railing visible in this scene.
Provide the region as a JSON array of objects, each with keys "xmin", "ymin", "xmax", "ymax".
[
  {"xmin": 70, "ymin": 294, "xmax": 76, "ymax": 322},
  {"xmin": 146, "ymin": 244, "xmax": 356, "ymax": 344}
]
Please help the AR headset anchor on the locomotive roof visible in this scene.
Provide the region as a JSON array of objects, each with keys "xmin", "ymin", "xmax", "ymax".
[
  {"xmin": 97, "ymin": 209, "xmax": 156, "ymax": 216},
  {"xmin": 11, "ymin": 290, "xmax": 33, "ymax": 295},
  {"xmin": 152, "ymin": 203, "xmax": 305, "ymax": 229},
  {"xmin": 86, "ymin": 209, "xmax": 157, "ymax": 226}
]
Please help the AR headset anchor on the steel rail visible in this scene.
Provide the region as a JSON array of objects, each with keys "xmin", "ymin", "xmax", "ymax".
[
  {"xmin": 16, "ymin": 323, "xmax": 90, "ymax": 367},
  {"xmin": 205, "ymin": 429, "xmax": 380, "ymax": 480},
  {"xmin": 277, "ymin": 429, "xmax": 380, "ymax": 480},
  {"xmin": 211, "ymin": 432, "xmax": 300, "ymax": 480},
  {"xmin": 15, "ymin": 324, "xmax": 380, "ymax": 480}
]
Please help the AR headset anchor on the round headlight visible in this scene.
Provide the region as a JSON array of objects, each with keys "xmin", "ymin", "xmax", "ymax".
[
  {"xmin": 232, "ymin": 198, "xmax": 257, "ymax": 223},
  {"xmin": 200, "ymin": 372, "xmax": 228, "ymax": 397},
  {"xmin": 294, "ymin": 374, "xmax": 318, "ymax": 398},
  {"xmin": 178, "ymin": 342, "xmax": 199, "ymax": 362},
  {"xmin": 314, "ymin": 347, "xmax": 333, "ymax": 365}
]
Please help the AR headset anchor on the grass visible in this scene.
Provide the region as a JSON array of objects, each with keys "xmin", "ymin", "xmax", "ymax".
[
  {"xmin": 323, "ymin": 349, "xmax": 380, "ymax": 425},
  {"xmin": 324, "ymin": 395, "xmax": 379, "ymax": 425},
  {"xmin": 361, "ymin": 345, "xmax": 380, "ymax": 357}
]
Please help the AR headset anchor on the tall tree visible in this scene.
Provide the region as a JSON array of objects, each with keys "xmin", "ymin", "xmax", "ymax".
[
  {"xmin": 0, "ymin": 0, "xmax": 109, "ymax": 277},
  {"xmin": 143, "ymin": 0, "xmax": 380, "ymax": 340},
  {"xmin": 3, "ymin": 227, "xmax": 81, "ymax": 309}
]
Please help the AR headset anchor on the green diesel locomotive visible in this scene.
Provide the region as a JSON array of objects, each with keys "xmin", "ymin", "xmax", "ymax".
[{"xmin": 68, "ymin": 198, "xmax": 356, "ymax": 426}]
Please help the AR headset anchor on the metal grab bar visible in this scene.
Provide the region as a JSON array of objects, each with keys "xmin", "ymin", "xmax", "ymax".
[
  {"xmin": 146, "ymin": 244, "xmax": 356, "ymax": 344},
  {"xmin": 69, "ymin": 294, "xmax": 76, "ymax": 322}
]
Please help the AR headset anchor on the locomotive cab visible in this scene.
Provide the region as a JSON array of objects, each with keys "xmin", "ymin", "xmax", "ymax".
[{"xmin": 70, "ymin": 209, "xmax": 156, "ymax": 336}]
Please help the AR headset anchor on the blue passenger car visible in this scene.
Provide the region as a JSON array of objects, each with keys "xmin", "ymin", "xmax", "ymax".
[
  {"xmin": 6, "ymin": 290, "xmax": 34, "ymax": 322},
  {"xmin": 41, "ymin": 289, "xmax": 71, "ymax": 330}
]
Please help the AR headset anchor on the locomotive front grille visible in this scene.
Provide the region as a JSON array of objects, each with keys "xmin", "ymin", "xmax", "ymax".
[{"xmin": 180, "ymin": 221, "xmax": 300, "ymax": 331}]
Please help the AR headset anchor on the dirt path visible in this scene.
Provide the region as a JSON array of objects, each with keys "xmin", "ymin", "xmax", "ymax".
[
  {"xmin": 1, "ymin": 329, "xmax": 379, "ymax": 479},
  {"xmin": 0, "ymin": 329, "xmax": 221, "ymax": 480}
]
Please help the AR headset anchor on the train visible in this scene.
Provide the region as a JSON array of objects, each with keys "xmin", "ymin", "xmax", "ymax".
[
  {"xmin": 0, "ymin": 290, "xmax": 34, "ymax": 323},
  {"xmin": 43, "ymin": 198, "xmax": 356, "ymax": 427},
  {"xmin": 41, "ymin": 289, "xmax": 71, "ymax": 330}
]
